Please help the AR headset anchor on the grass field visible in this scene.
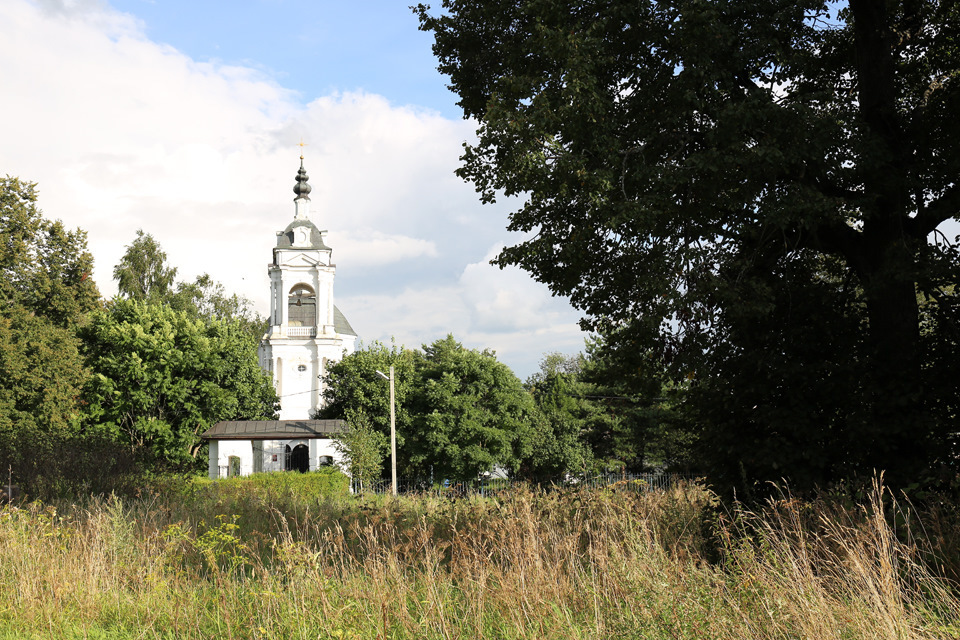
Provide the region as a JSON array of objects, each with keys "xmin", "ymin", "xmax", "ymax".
[{"xmin": 0, "ymin": 474, "xmax": 958, "ymax": 639}]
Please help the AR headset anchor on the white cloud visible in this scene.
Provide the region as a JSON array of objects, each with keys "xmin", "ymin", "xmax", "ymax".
[
  {"xmin": 459, "ymin": 244, "xmax": 564, "ymax": 333},
  {"xmin": 339, "ymin": 246, "xmax": 587, "ymax": 377},
  {"xmin": 331, "ymin": 230, "xmax": 438, "ymax": 267},
  {"xmin": 0, "ymin": 0, "xmax": 587, "ymax": 378}
]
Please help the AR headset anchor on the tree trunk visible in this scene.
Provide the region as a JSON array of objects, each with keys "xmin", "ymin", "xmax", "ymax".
[
  {"xmin": 859, "ymin": 239, "xmax": 930, "ymax": 483},
  {"xmin": 848, "ymin": 0, "xmax": 934, "ymax": 484}
]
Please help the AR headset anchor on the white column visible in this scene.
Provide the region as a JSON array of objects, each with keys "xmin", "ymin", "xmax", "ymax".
[
  {"xmin": 308, "ymin": 438, "xmax": 319, "ymax": 472},
  {"xmin": 279, "ymin": 271, "xmax": 287, "ymax": 328},
  {"xmin": 208, "ymin": 440, "xmax": 219, "ymax": 479}
]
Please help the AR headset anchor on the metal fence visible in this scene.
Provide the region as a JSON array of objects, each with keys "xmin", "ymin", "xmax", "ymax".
[{"xmin": 350, "ymin": 472, "xmax": 699, "ymax": 497}]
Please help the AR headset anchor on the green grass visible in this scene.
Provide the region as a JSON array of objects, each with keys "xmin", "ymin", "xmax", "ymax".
[{"xmin": 0, "ymin": 474, "xmax": 957, "ymax": 639}]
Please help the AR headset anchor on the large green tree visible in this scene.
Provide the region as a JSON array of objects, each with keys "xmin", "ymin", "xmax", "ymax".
[
  {"xmin": 409, "ymin": 335, "xmax": 545, "ymax": 480},
  {"xmin": 0, "ymin": 176, "xmax": 100, "ymax": 326},
  {"xmin": 319, "ymin": 339, "xmax": 418, "ymax": 445},
  {"xmin": 525, "ymin": 353, "xmax": 595, "ymax": 474},
  {"xmin": 0, "ymin": 177, "xmax": 106, "ymax": 494},
  {"xmin": 81, "ymin": 300, "xmax": 279, "ymax": 469},
  {"xmin": 417, "ymin": 1, "xmax": 960, "ymax": 487},
  {"xmin": 113, "ymin": 229, "xmax": 177, "ymax": 303},
  {"xmin": 0, "ymin": 306, "xmax": 89, "ymax": 490},
  {"xmin": 528, "ymin": 348, "xmax": 693, "ymax": 474},
  {"xmin": 321, "ymin": 336, "xmax": 552, "ymax": 481},
  {"xmin": 170, "ymin": 272, "xmax": 263, "ymax": 336},
  {"xmin": 114, "ymin": 230, "xmax": 265, "ymax": 338}
]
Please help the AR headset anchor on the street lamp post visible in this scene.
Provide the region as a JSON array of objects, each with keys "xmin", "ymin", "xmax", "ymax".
[{"xmin": 376, "ymin": 366, "xmax": 397, "ymax": 496}]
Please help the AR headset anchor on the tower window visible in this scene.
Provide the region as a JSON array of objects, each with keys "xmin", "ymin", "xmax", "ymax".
[{"xmin": 288, "ymin": 284, "xmax": 316, "ymax": 327}]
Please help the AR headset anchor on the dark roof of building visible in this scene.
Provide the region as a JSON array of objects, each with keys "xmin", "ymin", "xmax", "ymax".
[
  {"xmin": 333, "ymin": 305, "xmax": 357, "ymax": 336},
  {"xmin": 201, "ymin": 419, "xmax": 346, "ymax": 440},
  {"xmin": 276, "ymin": 219, "xmax": 331, "ymax": 250}
]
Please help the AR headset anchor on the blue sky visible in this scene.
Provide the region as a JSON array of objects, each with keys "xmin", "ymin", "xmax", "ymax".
[
  {"xmin": 109, "ymin": 0, "xmax": 460, "ymax": 118},
  {"xmin": 0, "ymin": 0, "xmax": 588, "ymax": 380}
]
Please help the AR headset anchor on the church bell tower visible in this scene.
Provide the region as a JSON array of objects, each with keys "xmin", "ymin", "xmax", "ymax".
[{"xmin": 258, "ymin": 157, "xmax": 357, "ymax": 419}]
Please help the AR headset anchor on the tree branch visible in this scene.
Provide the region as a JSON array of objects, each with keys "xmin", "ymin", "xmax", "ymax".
[
  {"xmin": 909, "ymin": 184, "xmax": 960, "ymax": 237},
  {"xmin": 808, "ymin": 175, "xmax": 862, "ymax": 202}
]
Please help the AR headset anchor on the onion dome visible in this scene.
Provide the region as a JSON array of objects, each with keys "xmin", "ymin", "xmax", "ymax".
[{"xmin": 293, "ymin": 157, "xmax": 312, "ymax": 200}]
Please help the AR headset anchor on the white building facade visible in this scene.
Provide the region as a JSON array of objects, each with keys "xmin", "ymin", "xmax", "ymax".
[
  {"xmin": 205, "ymin": 420, "xmax": 344, "ymax": 479},
  {"xmin": 204, "ymin": 159, "xmax": 357, "ymax": 478},
  {"xmin": 259, "ymin": 157, "xmax": 357, "ymax": 418}
]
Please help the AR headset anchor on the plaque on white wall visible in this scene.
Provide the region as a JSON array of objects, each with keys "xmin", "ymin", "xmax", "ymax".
[{"xmin": 296, "ymin": 227, "xmax": 310, "ymax": 246}]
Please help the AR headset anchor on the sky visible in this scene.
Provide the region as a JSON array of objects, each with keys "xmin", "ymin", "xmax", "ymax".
[{"xmin": 1, "ymin": 0, "xmax": 590, "ymax": 380}]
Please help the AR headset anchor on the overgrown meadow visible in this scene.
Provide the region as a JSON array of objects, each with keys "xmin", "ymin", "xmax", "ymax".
[{"xmin": 1, "ymin": 473, "xmax": 959, "ymax": 639}]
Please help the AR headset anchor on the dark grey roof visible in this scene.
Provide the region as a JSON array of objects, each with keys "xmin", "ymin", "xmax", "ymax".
[
  {"xmin": 276, "ymin": 219, "xmax": 331, "ymax": 250},
  {"xmin": 201, "ymin": 419, "xmax": 345, "ymax": 440},
  {"xmin": 333, "ymin": 305, "xmax": 357, "ymax": 336}
]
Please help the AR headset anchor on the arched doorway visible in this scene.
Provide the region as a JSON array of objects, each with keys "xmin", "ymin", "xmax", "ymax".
[{"xmin": 285, "ymin": 444, "xmax": 310, "ymax": 473}]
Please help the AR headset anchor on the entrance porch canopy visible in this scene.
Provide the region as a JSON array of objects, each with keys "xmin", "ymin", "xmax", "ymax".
[{"xmin": 201, "ymin": 419, "xmax": 346, "ymax": 441}]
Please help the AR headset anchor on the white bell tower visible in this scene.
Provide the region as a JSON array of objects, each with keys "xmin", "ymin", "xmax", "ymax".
[{"xmin": 258, "ymin": 157, "xmax": 357, "ymax": 419}]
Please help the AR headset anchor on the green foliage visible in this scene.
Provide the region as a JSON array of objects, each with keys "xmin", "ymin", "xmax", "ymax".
[
  {"xmin": 169, "ymin": 273, "xmax": 265, "ymax": 338},
  {"xmin": 114, "ymin": 231, "xmax": 265, "ymax": 339},
  {"xmin": 0, "ymin": 305, "xmax": 87, "ymax": 491},
  {"xmin": 319, "ymin": 339, "xmax": 417, "ymax": 436},
  {"xmin": 191, "ymin": 514, "xmax": 252, "ymax": 575},
  {"xmin": 0, "ymin": 177, "xmax": 109, "ymax": 495},
  {"xmin": 528, "ymin": 346, "xmax": 695, "ymax": 474},
  {"xmin": 3, "ymin": 480, "xmax": 960, "ymax": 638},
  {"xmin": 686, "ymin": 255, "xmax": 870, "ymax": 491},
  {"xmin": 521, "ymin": 352, "xmax": 595, "ymax": 474},
  {"xmin": 525, "ymin": 362, "xmax": 593, "ymax": 475},
  {"xmin": 236, "ymin": 466, "xmax": 350, "ymax": 497},
  {"xmin": 581, "ymin": 336, "xmax": 697, "ymax": 473},
  {"xmin": 409, "ymin": 335, "xmax": 543, "ymax": 480},
  {"xmin": 333, "ymin": 409, "xmax": 388, "ymax": 491},
  {"xmin": 919, "ymin": 276, "xmax": 960, "ymax": 448},
  {"xmin": 0, "ymin": 306, "xmax": 86, "ymax": 436},
  {"xmin": 181, "ymin": 469, "xmax": 352, "ymax": 522},
  {"xmin": 416, "ymin": 1, "xmax": 960, "ymax": 489},
  {"xmin": 322, "ymin": 335, "xmax": 549, "ymax": 481},
  {"xmin": 113, "ymin": 229, "xmax": 177, "ymax": 303},
  {"xmin": 0, "ymin": 307, "xmax": 132, "ymax": 498},
  {"xmin": 80, "ymin": 299, "xmax": 279, "ymax": 470},
  {"xmin": 0, "ymin": 176, "xmax": 100, "ymax": 327}
]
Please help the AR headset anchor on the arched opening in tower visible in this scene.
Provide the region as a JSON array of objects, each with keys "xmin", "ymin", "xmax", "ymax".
[{"xmin": 288, "ymin": 283, "xmax": 317, "ymax": 327}]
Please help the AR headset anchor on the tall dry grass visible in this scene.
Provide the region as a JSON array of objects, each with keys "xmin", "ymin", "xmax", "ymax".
[{"xmin": 0, "ymin": 479, "xmax": 956, "ymax": 639}]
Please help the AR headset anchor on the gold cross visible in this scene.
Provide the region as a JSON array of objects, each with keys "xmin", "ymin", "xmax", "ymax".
[{"xmin": 298, "ymin": 138, "xmax": 308, "ymax": 159}]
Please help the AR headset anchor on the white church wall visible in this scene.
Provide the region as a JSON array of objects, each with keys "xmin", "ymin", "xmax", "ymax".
[
  {"xmin": 258, "ymin": 440, "xmax": 285, "ymax": 473},
  {"xmin": 269, "ymin": 337, "xmax": 352, "ymax": 419},
  {"xmin": 316, "ymin": 269, "xmax": 335, "ymax": 332},
  {"xmin": 214, "ymin": 440, "xmax": 255, "ymax": 478},
  {"xmin": 273, "ymin": 342, "xmax": 316, "ymax": 419},
  {"xmin": 208, "ymin": 437, "xmax": 344, "ymax": 478},
  {"xmin": 309, "ymin": 438, "xmax": 344, "ymax": 471}
]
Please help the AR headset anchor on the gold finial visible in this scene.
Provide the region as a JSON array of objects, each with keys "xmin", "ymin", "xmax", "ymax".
[{"xmin": 298, "ymin": 138, "xmax": 308, "ymax": 159}]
